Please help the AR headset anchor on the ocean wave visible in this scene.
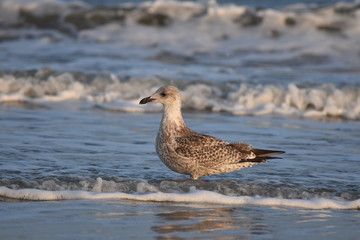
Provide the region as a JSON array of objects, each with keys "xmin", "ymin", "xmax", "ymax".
[
  {"xmin": 0, "ymin": 185, "xmax": 359, "ymax": 210},
  {"xmin": 2, "ymin": 0, "xmax": 359, "ymax": 32},
  {"xmin": 0, "ymin": 0, "xmax": 360, "ymax": 61},
  {"xmin": 1, "ymin": 177, "xmax": 358, "ymax": 201},
  {"xmin": 1, "ymin": 70, "xmax": 359, "ymax": 120}
]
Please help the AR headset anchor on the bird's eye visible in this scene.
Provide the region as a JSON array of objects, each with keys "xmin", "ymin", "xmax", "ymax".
[{"xmin": 160, "ymin": 92, "xmax": 167, "ymax": 97}]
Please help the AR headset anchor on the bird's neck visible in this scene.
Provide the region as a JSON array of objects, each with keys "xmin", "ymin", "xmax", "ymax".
[{"xmin": 161, "ymin": 103, "xmax": 187, "ymax": 134}]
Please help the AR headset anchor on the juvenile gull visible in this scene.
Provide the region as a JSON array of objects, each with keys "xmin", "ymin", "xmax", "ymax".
[{"xmin": 139, "ymin": 86, "xmax": 284, "ymax": 180}]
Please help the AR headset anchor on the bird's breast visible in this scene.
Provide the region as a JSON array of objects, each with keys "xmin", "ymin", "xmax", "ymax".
[
  {"xmin": 155, "ymin": 128, "xmax": 193, "ymax": 174},
  {"xmin": 156, "ymin": 129, "xmax": 175, "ymax": 158}
]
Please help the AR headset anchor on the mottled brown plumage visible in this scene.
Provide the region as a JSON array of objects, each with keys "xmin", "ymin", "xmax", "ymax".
[{"xmin": 139, "ymin": 86, "xmax": 284, "ymax": 180}]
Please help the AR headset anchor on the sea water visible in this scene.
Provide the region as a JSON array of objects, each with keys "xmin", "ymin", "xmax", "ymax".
[{"xmin": 0, "ymin": 0, "xmax": 360, "ymax": 239}]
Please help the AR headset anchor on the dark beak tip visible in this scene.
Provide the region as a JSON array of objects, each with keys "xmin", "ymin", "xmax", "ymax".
[{"xmin": 139, "ymin": 97, "xmax": 152, "ymax": 105}]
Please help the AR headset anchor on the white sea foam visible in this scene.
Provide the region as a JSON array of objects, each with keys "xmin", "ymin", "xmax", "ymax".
[
  {"xmin": 0, "ymin": 186, "xmax": 359, "ymax": 210},
  {"xmin": 1, "ymin": 0, "xmax": 359, "ymax": 60},
  {"xmin": 4, "ymin": 177, "xmax": 357, "ymax": 201},
  {"xmin": 1, "ymin": 72, "xmax": 359, "ymax": 120},
  {"xmin": 0, "ymin": 0, "xmax": 360, "ymax": 120}
]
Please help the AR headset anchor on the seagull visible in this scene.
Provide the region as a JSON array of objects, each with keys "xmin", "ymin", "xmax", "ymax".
[{"xmin": 139, "ymin": 86, "xmax": 284, "ymax": 180}]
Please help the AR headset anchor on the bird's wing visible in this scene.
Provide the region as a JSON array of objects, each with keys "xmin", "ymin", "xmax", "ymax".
[
  {"xmin": 174, "ymin": 134, "xmax": 256, "ymax": 168},
  {"xmin": 175, "ymin": 132, "xmax": 227, "ymax": 147}
]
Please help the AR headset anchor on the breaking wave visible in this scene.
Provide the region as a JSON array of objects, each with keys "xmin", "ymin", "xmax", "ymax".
[
  {"xmin": 1, "ymin": 0, "xmax": 360, "ymax": 36},
  {"xmin": 0, "ymin": 0, "xmax": 360, "ymax": 63},
  {"xmin": 0, "ymin": 70, "xmax": 359, "ymax": 120},
  {"xmin": 1, "ymin": 0, "xmax": 360, "ymax": 120},
  {"xmin": 1, "ymin": 176, "xmax": 359, "ymax": 199},
  {"xmin": 0, "ymin": 177, "xmax": 359, "ymax": 209}
]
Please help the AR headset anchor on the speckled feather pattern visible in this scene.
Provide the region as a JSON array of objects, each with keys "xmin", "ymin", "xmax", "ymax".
[{"xmin": 140, "ymin": 86, "xmax": 284, "ymax": 180}]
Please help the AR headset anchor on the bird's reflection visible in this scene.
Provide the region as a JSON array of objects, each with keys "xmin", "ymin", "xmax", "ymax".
[{"xmin": 152, "ymin": 206, "xmax": 271, "ymax": 239}]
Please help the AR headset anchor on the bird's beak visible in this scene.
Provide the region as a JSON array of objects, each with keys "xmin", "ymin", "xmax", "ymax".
[{"xmin": 139, "ymin": 96, "xmax": 155, "ymax": 105}]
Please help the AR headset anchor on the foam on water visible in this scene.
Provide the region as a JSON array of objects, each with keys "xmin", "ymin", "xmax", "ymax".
[
  {"xmin": 1, "ymin": 70, "xmax": 359, "ymax": 119},
  {"xmin": 2, "ymin": 177, "xmax": 359, "ymax": 202},
  {"xmin": 0, "ymin": 0, "xmax": 360, "ymax": 70},
  {"xmin": 1, "ymin": 186, "xmax": 359, "ymax": 210}
]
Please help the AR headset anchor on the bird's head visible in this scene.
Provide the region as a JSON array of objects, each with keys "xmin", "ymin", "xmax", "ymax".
[{"xmin": 139, "ymin": 86, "xmax": 182, "ymax": 107}]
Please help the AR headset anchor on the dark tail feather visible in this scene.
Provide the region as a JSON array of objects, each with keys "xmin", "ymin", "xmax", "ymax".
[
  {"xmin": 231, "ymin": 144, "xmax": 285, "ymax": 163},
  {"xmin": 247, "ymin": 155, "xmax": 284, "ymax": 164},
  {"xmin": 252, "ymin": 148, "xmax": 285, "ymax": 157},
  {"xmin": 246, "ymin": 157, "xmax": 268, "ymax": 163},
  {"xmin": 247, "ymin": 148, "xmax": 285, "ymax": 163}
]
